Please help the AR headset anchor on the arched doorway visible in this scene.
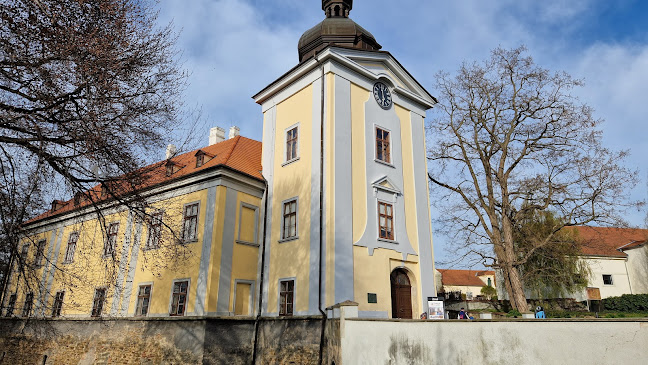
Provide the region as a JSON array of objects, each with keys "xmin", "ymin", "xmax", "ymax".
[{"xmin": 391, "ymin": 269, "xmax": 412, "ymax": 319}]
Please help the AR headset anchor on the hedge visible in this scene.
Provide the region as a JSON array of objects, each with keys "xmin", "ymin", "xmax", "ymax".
[{"xmin": 602, "ymin": 294, "xmax": 648, "ymax": 312}]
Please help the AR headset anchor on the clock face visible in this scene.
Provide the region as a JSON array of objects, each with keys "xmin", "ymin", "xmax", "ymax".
[{"xmin": 373, "ymin": 82, "xmax": 392, "ymax": 109}]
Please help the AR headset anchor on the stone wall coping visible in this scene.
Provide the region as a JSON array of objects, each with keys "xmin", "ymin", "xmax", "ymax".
[
  {"xmin": 327, "ymin": 300, "xmax": 359, "ymax": 309},
  {"xmin": 0, "ymin": 315, "xmax": 326, "ymax": 323},
  {"xmin": 344, "ymin": 317, "xmax": 648, "ymax": 323}
]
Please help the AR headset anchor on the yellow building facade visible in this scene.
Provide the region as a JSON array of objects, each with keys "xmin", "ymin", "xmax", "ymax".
[
  {"xmin": 2, "ymin": 136, "xmax": 265, "ymax": 318},
  {"xmin": 254, "ymin": 0, "xmax": 437, "ymax": 318},
  {"xmin": 2, "ymin": 0, "xmax": 436, "ymax": 320}
]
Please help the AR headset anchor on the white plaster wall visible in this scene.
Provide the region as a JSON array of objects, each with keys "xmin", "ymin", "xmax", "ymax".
[
  {"xmin": 584, "ymin": 257, "xmax": 632, "ymax": 298},
  {"xmin": 626, "ymin": 246, "xmax": 648, "ymax": 294},
  {"xmin": 340, "ymin": 319, "xmax": 648, "ymax": 365},
  {"xmin": 443, "ymin": 285, "xmax": 483, "ymax": 298}
]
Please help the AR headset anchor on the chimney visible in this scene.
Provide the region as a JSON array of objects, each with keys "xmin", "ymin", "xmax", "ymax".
[
  {"xmin": 165, "ymin": 144, "xmax": 177, "ymax": 159},
  {"xmin": 229, "ymin": 126, "xmax": 240, "ymax": 139},
  {"xmin": 209, "ymin": 127, "xmax": 226, "ymax": 145},
  {"xmin": 51, "ymin": 200, "xmax": 65, "ymax": 211}
]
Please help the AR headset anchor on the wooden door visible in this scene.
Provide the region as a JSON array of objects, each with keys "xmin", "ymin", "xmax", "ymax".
[{"xmin": 391, "ymin": 270, "xmax": 412, "ymax": 319}]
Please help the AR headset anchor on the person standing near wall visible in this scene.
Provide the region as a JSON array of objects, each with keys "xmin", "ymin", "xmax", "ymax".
[{"xmin": 535, "ymin": 306, "xmax": 546, "ymax": 319}]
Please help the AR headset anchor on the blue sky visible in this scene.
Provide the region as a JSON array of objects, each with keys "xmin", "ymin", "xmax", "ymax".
[{"xmin": 157, "ymin": 0, "xmax": 648, "ymax": 267}]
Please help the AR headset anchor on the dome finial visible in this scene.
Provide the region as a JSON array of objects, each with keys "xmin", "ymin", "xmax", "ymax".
[{"xmin": 322, "ymin": 0, "xmax": 352, "ymax": 18}]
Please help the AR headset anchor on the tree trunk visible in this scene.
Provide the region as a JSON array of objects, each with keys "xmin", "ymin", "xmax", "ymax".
[{"xmin": 502, "ymin": 217, "xmax": 529, "ymax": 312}]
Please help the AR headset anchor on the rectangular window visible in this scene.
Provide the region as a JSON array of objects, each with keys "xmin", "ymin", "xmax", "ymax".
[
  {"xmin": 20, "ymin": 244, "xmax": 29, "ymax": 264},
  {"xmin": 182, "ymin": 203, "xmax": 199, "ymax": 242},
  {"xmin": 279, "ymin": 280, "xmax": 294, "ymax": 316},
  {"xmin": 22, "ymin": 292, "xmax": 33, "ymax": 317},
  {"xmin": 282, "ymin": 199, "xmax": 297, "ymax": 240},
  {"xmin": 91, "ymin": 288, "xmax": 106, "ymax": 317},
  {"xmin": 146, "ymin": 212, "xmax": 163, "ymax": 249},
  {"xmin": 286, "ymin": 127, "xmax": 298, "ymax": 162},
  {"xmin": 196, "ymin": 153, "xmax": 205, "ymax": 168},
  {"xmin": 135, "ymin": 285, "xmax": 152, "ymax": 316},
  {"xmin": 170, "ymin": 281, "xmax": 188, "ymax": 316},
  {"xmin": 5, "ymin": 294, "xmax": 17, "ymax": 317},
  {"xmin": 52, "ymin": 291, "xmax": 64, "ymax": 317},
  {"xmin": 34, "ymin": 239, "xmax": 46, "ymax": 267},
  {"xmin": 104, "ymin": 222, "xmax": 119, "ymax": 256},
  {"xmin": 378, "ymin": 202, "xmax": 394, "ymax": 240},
  {"xmin": 603, "ymin": 274, "xmax": 613, "ymax": 285},
  {"xmin": 376, "ymin": 127, "xmax": 391, "ymax": 163},
  {"xmin": 64, "ymin": 232, "xmax": 79, "ymax": 263}
]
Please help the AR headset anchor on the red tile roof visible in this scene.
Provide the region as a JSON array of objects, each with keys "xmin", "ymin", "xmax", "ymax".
[
  {"xmin": 438, "ymin": 269, "xmax": 493, "ymax": 287},
  {"xmin": 565, "ymin": 226, "xmax": 648, "ymax": 258},
  {"xmin": 26, "ymin": 136, "xmax": 263, "ymax": 225}
]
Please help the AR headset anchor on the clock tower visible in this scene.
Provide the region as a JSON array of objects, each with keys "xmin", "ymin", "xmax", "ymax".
[{"xmin": 254, "ymin": 1, "xmax": 437, "ymax": 319}]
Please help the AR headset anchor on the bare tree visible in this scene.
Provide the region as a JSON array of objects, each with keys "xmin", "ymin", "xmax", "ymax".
[
  {"xmin": 427, "ymin": 47, "xmax": 638, "ymax": 312},
  {"xmin": 0, "ymin": 0, "xmax": 194, "ymax": 307}
]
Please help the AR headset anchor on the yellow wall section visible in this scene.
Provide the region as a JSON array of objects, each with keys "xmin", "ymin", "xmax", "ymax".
[
  {"xmin": 352, "ymin": 246, "xmax": 422, "ymax": 317},
  {"xmin": 206, "ymin": 185, "xmax": 227, "ymax": 313},
  {"xmin": 268, "ymin": 84, "xmax": 314, "ymax": 314},
  {"xmin": 395, "ymin": 105, "xmax": 420, "ymax": 254},
  {"xmin": 130, "ymin": 189, "xmax": 208, "ymax": 315},
  {"xmin": 228, "ymin": 191, "xmax": 261, "ymax": 313},
  {"xmin": 351, "ymin": 83, "xmax": 369, "ymax": 243}
]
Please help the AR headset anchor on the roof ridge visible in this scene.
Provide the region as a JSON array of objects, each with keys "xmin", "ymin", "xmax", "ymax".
[{"xmin": 221, "ymin": 135, "xmax": 241, "ymax": 164}]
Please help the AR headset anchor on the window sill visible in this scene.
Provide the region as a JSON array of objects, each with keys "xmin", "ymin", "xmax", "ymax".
[
  {"xmin": 377, "ymin": 237, "xmax": 398, "ymax": 244},
  {"xmin": 236, "ymin": 240, "xmax": 260, "ymax": 247},
  {"xmin": 279, "ymin": 236, "xmax": 299, "ymax": 243},
  {"xmin": 282, "ymin": 157, "xmax": 300, "ymax": 167},
  {"xmin": 374, "ymin": 159, "xmax": 395, "ymax": 168},
  {"xmin": 180, "ymin": 239, "xmax": 199, "ymax": 245}
]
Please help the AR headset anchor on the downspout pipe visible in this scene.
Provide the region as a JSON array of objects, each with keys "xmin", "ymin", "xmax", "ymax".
[{"xmin": 252, "ymin": 178, "xmax": 269, "ymax": 364}]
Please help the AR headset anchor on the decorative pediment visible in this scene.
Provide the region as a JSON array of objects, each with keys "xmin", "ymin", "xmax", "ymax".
[
  {"xmin": 372, "ymin": 176, "xmax": 401, "ymax": 195},
  {"xmin": 331, "ymin": 48, "xmax": 437, "ymax": 109}
]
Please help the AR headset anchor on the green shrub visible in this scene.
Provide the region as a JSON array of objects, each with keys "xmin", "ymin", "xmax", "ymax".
[
  {"xmin": 506, "ymin": 309, "xmax": 522, "ymax": 317},
  {"xmin": 602, "ymin": 294, "xmax": 648, "ymax": 312}
]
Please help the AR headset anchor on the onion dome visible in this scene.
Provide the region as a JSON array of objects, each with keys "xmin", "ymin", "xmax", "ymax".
[{"xmin": 298, "ymin": 0, "xmax": 382, "ymax": 62}]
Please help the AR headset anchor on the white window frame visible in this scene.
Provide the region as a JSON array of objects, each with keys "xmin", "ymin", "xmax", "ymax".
[
  {"xmin": 103, "ymin": 221, "xmax": 120, "ymax": 257},
  {"xmin": 168, "ymin": 278, "xmax": 191, "ymax": 316},
  {"xmin": 282, "ymin": 123, "xmax": 300, "ymax": 166},
  {"xmin": 279, "ymin": 197, "xmax": 299, "ymax": 243},
  {"xmin": 135, "ymin": 283, "xmax": 153, "ymax": 317},
  {"xmin": 377, "ymin": 200, "xmax": 395, "ymax": 241},
  {"xmin": 373, "ymin": 124, "xmax": 394, "ymax": 167},
  {"xmin": 181, "ymin": 201, "xmax": 200, "ymax": 243},
  {"xmin": 278, "ymin": 277, "xmax": 296, "ymax": 316},
  {"xmin": 236, "ymin": 203, "xmax": 260, "ymax": 246},
  {"xmin": 51, "ymin": 291, "xmax": 65, "ymax": 317},
  {"xmin": 602, "ymin": 274, "xmax": 614, "ymax": 286},
  {"xmin": 233, "ymin": 279, "xmax": 255, "ymax": 316},
  {"xmin": 34, "ymin": 239, "xmax": 47, "ymax": 267},
  {"xmin": 91, "ymin": 287, "xmax": 107, "ymax": 317},
  {"xmin": 63, "ymin": 232, "xmax": 79, "ymax": 264},
  {"xmin": 144, "ymin": 211, "xmax": 164, "ymax": 250}
]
